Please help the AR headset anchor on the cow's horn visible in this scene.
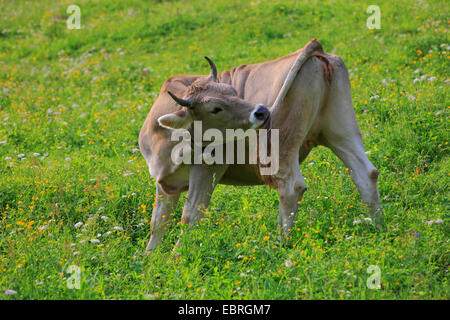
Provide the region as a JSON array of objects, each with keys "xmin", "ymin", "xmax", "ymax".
[
  {"xmin": 204, "ymin": 56, "xmax": 217, "ymax": 82},
  {"xmin": 167, "ymin": 91, "xmax": 192, "ymax": 107}
]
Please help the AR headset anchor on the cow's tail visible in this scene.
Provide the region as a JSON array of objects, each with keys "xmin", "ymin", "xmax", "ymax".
[{"xmin": 258, "ymin": 39, "xmax": 333, "ymax": 185}]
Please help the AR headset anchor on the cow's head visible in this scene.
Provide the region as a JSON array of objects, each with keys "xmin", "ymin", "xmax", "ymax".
[{"xmin": 157, "ymin": 57, "xmax": 270, "ymax": 133}]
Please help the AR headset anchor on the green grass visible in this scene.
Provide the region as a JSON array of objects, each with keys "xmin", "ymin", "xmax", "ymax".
[{"xmin": 0, "ymin": 0, "xmax": 448, "ymax": 299}]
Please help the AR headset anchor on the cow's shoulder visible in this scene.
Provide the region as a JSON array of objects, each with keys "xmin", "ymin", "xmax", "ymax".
[
  {"xmin": 140, "ymin": 75, "xmax": 196, "ymax": 146},
  {"xmin": 139, "ymin": 74, "xmax": 204, "ymax": 190},
  {"xmin": 160, "ymin": 74, "xmax": 204, "ymax": 95},
  {"xmin": 145, "ymin": 74, "xmax": 202, "ymax": 128}
]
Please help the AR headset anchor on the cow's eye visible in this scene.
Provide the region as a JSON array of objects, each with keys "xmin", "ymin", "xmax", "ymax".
[{"xmin": 211, "ymin": 107, "xmax": 223, "ymax": 114}]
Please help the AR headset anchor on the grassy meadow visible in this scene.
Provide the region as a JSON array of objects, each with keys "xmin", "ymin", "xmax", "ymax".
[{"xmin": 0, "ymin": 0, "xmax": 448, "ymax": 299}]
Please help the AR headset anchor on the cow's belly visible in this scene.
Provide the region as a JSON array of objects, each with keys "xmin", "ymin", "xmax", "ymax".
[
  {"xmin": 158, "ymin": 163, "xmax": 263, "ymax": 195},
  {"xmin": 220, "ymin": 164, "xmax": 264, "ymax": 186}
]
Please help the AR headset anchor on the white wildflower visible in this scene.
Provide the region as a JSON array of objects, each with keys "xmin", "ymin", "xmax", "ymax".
[
  {"xmin": 4, "ymin": 289, "xmax": 17, "ymax": 295},
  {"xmin": 426, "ymin": 218, "xmax": 444, "ymax": 225}
]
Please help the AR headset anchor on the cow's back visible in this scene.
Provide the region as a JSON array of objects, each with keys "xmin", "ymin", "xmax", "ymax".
[{"xmin": 218, "ymin": 50, "xmax": 301, "ymax": 107}]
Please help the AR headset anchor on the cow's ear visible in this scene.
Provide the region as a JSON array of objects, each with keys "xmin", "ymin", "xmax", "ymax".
[{"xmin": 157, "ymin": 110, "xmax": 193, "ymax": 130}]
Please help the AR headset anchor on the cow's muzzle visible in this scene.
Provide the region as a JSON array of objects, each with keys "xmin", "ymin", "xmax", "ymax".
[{"xmin": 250, "ymin": 104, "xmax": 270, "ymax": 128}]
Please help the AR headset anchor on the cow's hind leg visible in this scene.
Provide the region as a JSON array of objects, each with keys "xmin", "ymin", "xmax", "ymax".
[
  {"xmin": 322, "ymin": 132, "xmax": 381, "ymax": 226},
  {"xmin": 321, "ymin": 57, "xmax": 381, "ymax": 226},
  {"xmin": 146, "ymin": 183, "xmax": 180, "ymax": 253}
]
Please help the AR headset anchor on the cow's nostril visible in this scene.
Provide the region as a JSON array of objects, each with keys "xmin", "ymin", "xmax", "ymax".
[
  {"xmin": 253, "ymin": 105, "xmax": 269, "ymax": 121},
  {"xmin": 250, "ymin": 104, "xmax": 270, "ymax": 124},
  {"xmin": 254, "ymin": 111, "xmax": 265, "ymax": 121}
]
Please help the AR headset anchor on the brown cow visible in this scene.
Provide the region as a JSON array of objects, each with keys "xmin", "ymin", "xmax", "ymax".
[{"xmin": 139, "ymin": 39, "xmax": 380, "ymax": 253}]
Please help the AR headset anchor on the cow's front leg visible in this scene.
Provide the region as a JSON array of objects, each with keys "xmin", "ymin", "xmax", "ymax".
[
  {"xmin": 146, "ymin": 183, "xmax": 180, "ymax": 254},
  {"xmin": 173, "ymin": 164, "xmax": 228, "ymax": 252},
  {"xmin": 276, "ymin": 162, "xmax": 307, "ymax": 237}
]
